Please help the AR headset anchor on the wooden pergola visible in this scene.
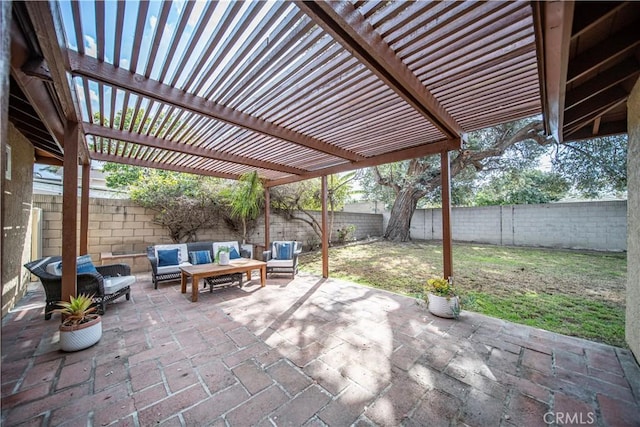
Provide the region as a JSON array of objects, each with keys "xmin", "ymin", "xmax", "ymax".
[{"xmin": 6, "ymin": 1, "xmax": 639, "ymax": 301}]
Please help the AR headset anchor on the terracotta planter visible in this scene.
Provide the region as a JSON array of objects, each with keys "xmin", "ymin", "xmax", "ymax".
[
  {"xmin": 59, "ymin": 316, "xmax": 102, "ymax": 352},
  {"xmin": 427, "ymin": 293, "xmax": 460, "ymax": 319}
]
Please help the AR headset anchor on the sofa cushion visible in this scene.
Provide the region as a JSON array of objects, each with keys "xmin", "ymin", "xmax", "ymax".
[
  {"xmin": 157, "ymin": 261, "xmax": 192, "ymax": 275},
  {"xmin": 229, "ymin": 247, "xmax": 241, "ymax": 260},
  {"xmin": 189, "ymin": 250, "xmax": 212, "ymax": 265},
  {"xmin": 155, "ymin": 244, "xmax": 189, "ymax": 264},
  {"xmin": 158, "ymin": 249, "xmax": 180, "ymax": 267},
  {"xmin": 104, "ymin": 276, "xmax": 135, "ymax": 294},
  {"xmin": 213, "ymin": 241, "xmax": 240, "ymax": 258}
]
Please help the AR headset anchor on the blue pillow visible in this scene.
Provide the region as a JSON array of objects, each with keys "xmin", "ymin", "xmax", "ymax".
[
  {"xmin": 229, "ymin": 247, "xmax": 241, "ymax": 259},
  {"xmin": 158, "ymin": 249, "xmax": 180, "ymax": 266},
  {"xmin": 189, "ymin": 250, "xmax": 212, "ymax": 265},
  {"xmin": 76, "ymin": 254, "xmax": 98, "ymax": 274},
  {"xmin": 275, "ymin": 242, "xmax": 292, "ymax": 260}
]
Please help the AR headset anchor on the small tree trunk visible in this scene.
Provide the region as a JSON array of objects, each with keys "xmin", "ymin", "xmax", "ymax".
[{"xmin": 384, "ymin": 187, "xmax": 420, "ymax": 241}]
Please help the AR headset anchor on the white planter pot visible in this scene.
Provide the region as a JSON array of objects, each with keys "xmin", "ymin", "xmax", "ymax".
[
  {"xmin": 427, "ymin": 293, "xmax": 460, "ymax": 319},
  {"xmin": 218, "ymin": 252, "xmax": 230, "ymax": 265},
  {"xmin": 59, "ymin": 316, "xmax": 102, "ymax": 352}
]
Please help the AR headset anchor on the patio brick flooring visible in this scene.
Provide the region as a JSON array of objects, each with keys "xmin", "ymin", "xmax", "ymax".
[{"xmin": 2, "ymin": 271, "xmax": 639, "ymax": 426}]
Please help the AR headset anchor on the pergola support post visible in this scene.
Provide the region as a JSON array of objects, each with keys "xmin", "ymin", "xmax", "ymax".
[
  {"xmin": 264, "ymin": 188, "xmax": 270, "ymax": 256},
  {"xmin": 441, "ymin": 150, "xmax": 453, "ymax": 280},
  {"xmin": 321, "ymin": 175, "xmax": 329, "ymax": 278},
  {"xmin": 61, "ymin": 121, "xmax": 78, "ymax": 300},
  {"xmin": 80, "ymin": 162, "xmax": 90, "ymax": 255}
]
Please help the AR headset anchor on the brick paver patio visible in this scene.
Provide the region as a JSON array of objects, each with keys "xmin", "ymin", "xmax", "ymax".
[{"xmin": 2, "ymin": 271, "xmax": 639, "ymax": 426}]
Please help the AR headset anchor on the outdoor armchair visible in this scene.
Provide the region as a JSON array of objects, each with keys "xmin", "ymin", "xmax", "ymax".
[
  {"xmin": 24, "ymin": 256, "xmax": 133, "ymax": 320},
  {"xmin": 263, "ymin": 241, "xmax": 302, "ymax": 278}
]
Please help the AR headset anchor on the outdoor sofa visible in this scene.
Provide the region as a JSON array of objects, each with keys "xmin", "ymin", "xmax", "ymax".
[{"xmin": 146, "ymin": 241, "xmax": 251, "ymax": 289}]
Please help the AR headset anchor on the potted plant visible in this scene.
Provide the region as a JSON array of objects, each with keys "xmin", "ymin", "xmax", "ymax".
[
  {"xmin": 216, "ymin": 246, "xmax": 231, "ymax": 265},
  {"xmin": 53, "ymin": 293, "xmax": 102, "ymax": 352},
  {"xmin": 425, "ymin": 277, "xmax": 461, "ymax": 319}
]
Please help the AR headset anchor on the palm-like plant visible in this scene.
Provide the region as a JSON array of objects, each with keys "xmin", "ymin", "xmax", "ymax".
[
  {"xmin": 229, "ymin": 171, "xmax": 264, "ymax": 244},
  {"xmin": 54, "ymin": 294, "xmax": 99, "ymax": 327}
]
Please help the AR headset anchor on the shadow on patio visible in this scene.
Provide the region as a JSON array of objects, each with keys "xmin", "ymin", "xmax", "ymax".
[{"xmin": 2, "ymin": 272, "xmax": 640, "ymax": 426}]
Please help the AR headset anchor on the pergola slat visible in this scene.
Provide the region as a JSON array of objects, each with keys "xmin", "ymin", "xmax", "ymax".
[{"xmin": 297, "ymin": 1, "xmax": 462, "ymax": 139}]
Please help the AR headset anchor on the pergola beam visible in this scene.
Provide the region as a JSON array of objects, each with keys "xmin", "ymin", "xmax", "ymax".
[
  {"xmin": 68, "ymin": 52, "xmax": 364, "ymax": 163},
  {"xmin": 297, "ymin": 1, "xmax": 462, "ymax": 139},
  {"xmin": 83, "ymin": 124, "xmax": 307, "ymax": 177},
  {"xmin": 23, "ymin": 1, "xmax": 90, "ymax": 165},
  {"xmin": 10, "ymin": 21, "xmax": 65, "ymax": 156},
  {"xmin": 265, "ymin": 138, "xmax": 461, "ymax": 187},
  {"xmin": 534, "ymin": 0, "xmax": 574, "ymax": 144},
  {"xmin": 90, "ymin": 152, "xmax": 239, "ymax": 180}
]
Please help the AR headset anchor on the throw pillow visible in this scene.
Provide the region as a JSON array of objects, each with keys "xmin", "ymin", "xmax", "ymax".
[
  {"xmin": 229, "ymin": 247, "xmax": 241, "ymax": 259},
  {"xmin": 189, "ymin": 250, "xmax": 212, "ymax": 265},
  {"xmin": 158, "ymin": 248, "xmax": 180, "ymax": 266},
  {"xmin": 276, "ymin": 242, "xmax": 292, "ymax": 260},
  {"xmin": 76, "ymin": 254, "xmax": 98, "ymax": 274}
]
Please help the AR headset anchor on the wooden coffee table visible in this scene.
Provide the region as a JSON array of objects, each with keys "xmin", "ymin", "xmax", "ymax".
[{"xmin": 180, "ymin": 259, "xmax": 267, "ymax": 302}]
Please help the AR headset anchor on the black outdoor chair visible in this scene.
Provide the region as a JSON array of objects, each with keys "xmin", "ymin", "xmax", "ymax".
[{"xmin": 24, "ymin": 256, "xmax": 133, "ymax": 320}]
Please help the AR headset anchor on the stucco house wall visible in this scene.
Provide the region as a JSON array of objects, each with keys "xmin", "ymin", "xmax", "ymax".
[{"xmin": 1, "ymin": 123, "xmax": 35, "ymax": 317}]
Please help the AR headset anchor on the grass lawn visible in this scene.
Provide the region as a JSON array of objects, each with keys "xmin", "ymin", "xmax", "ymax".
[{"xmin": 298, "ymin": 239, "xmax": 627, "ymax": 348}]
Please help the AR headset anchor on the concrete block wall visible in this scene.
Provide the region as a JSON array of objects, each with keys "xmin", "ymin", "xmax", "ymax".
[
  {"xmin": 411, "ymin": 200, "xmax": 627, "ymax": 251},
  {"xmin": 32, "ymin": 196, "xmax": 384, "ymax": 273},
  {"xmin": 626, "ymin": 78, "xmax": 639, "ymax": 361}
]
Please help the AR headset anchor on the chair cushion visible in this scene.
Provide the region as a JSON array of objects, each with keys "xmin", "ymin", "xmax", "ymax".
[
  {"xmin": 76, "ymin": 254, "xmax": 99, "ymax": 274},
  {"xmin": 158, "ymin": 249, "xmax": 180, "ymax": 267},
  {"xmin": 267, "ymin": 259, "xmax": 295, "ymax": 268},
  {"xmin": 45, "ymin": 260, "xmax": 62, "ymax": 276},
  {"xmin": 229, "ymin": 247, "xmax": 241, "ymax": 260},
  {"xmin": 52, "ymin": 256, "xmax": 98, "ymax": 276},
  {"xmin": 104, "ymin": 276, "xmax": 135, "ymax": 294},
  {"xmin": 157, "ymin": 261, "xmax": 192, "ymax": 275},
  {"xmin": 274, "ymin": 242, "xmax": 293, "ymax": 260},
  {"xmin": 189, "ymin": 250, "xmax": 212, "ymax": 265}
]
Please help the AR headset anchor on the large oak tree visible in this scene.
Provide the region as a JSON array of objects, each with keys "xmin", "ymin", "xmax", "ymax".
[{"xmin": 364, "ymin": 118, "xmax": 627, "ymax": 242}]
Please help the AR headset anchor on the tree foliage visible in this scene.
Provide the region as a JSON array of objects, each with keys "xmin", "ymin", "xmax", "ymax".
[
  {"xmin": 126, "ymin": 170, "xmax": 224, "ymax": 243},
  {"xmin": 269, "ymin": 173, "xmax": 360, "ymax": 247},
  {"xmin": 224, "ymin": 171, "xmax": 264, "ymax": 243},
  {"xmin": 551, "ymin": 134, "xmax": 627, "ymax": 198},
  {"xmin": 474, "ymin": 170, "xmax": 570, "ymax": 206}
]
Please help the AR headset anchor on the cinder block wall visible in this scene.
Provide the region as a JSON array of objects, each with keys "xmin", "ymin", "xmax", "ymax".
[
  {"xmin": 32, "ymin": 195, "xmax": 384, "ymax": 273},
  {"xmin": 411, "ymin": 201, "xmax": 627, "ymax": 251}
]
